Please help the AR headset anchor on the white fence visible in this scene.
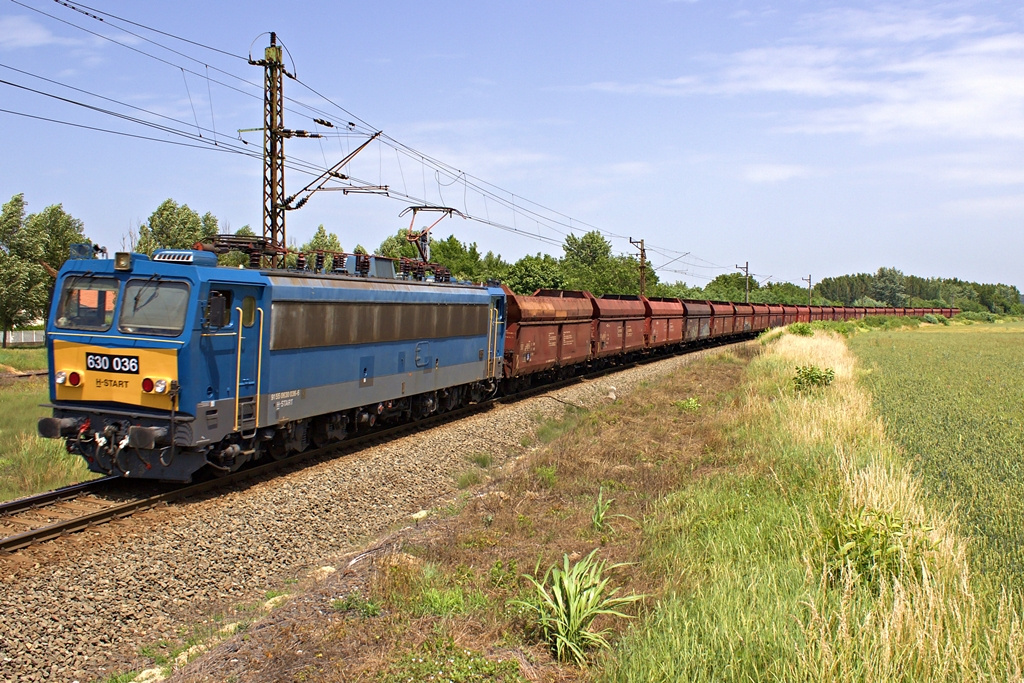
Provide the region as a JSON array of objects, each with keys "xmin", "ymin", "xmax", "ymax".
[{"xmin": 3, "ymin": 330, "xmax": 45, "ymax": 346}]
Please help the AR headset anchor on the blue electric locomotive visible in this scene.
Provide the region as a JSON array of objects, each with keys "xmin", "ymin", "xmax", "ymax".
[{"xmin": 38, "ymin": 249, "xmax": 507, "ymax": 481}]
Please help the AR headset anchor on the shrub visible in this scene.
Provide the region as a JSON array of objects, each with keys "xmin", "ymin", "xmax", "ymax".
[
  {"xmin": 956, "ymin": 311, "xmax": 996, "ymax": 323},
  {"xmin": 820, "ymin": 504, "xmax": 936, "ymax": 592},
  {"xmin": 788, "ymin": 322, "xmax": 813, "ymax": 336},
  {"xmin": 794, "ymin": 365, "xmax": 835, "ymax": 391},
  {"xmin": 514, "ymin": 549, "xmax": 643, "ymax": 664}
]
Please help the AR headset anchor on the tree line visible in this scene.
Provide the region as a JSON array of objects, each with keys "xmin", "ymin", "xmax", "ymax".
[{"xmin": 3, "ymin": 192, "xmax": 1020, "ymax": 347}]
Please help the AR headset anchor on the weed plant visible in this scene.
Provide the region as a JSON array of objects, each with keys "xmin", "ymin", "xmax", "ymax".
[
  {"xmin": 672, "ymin": 396, "xmax": 701, "ymax": 413},
  {"xmin": 378, "ymin": 637, "xmax": 522, "ymax": 683},
  {"xmin": 514, "ymin": 549, "xmax": 642, "ymax": 665},
  {"xmin": 591, "ymin": 487, "xmax": 614, "ymax": 532},
  {"xmin": 793, "ymin": 364, "xmax": 835, "ymax": 390}
]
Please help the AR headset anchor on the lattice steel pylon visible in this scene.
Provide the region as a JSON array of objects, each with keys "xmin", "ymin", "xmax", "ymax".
[{"xmin": 255, "ymin": 33, "xmax": 286, "ymax": 268}]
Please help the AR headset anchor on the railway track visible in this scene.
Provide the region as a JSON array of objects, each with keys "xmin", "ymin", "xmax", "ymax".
[
  {"xmin": 1, "ymin": 336, "xmax": 752, "ymax": 553},
  {"xmin": 0, "ymin": 370, "xmax": 48, "ymax": 382}
]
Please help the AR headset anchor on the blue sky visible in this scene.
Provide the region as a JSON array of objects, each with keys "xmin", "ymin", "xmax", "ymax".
[{"xmin": 1, "ymin": 1, "xmax": 1022, "ymax": 289}]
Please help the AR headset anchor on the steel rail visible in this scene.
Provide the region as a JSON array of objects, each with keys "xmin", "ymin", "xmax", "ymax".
[{"xmin": 0, "ymin": 476, "xmax": 120, "ymax": 516}]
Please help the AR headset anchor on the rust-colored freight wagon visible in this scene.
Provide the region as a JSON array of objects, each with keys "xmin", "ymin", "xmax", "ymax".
[
  {"xmin": 782, "ymin": 305, "xmax": 799, "ymax": 325},
  {"xmin": 709, "ymin": 301, "xmax": 736, "ymax": 337},
  {"xmin": 752, "ymin": 304, "xmax": 770, "ymax": 330},
  {"xmin": 593, "ymin": 295, "xmax": 647, "ymax": 358},
  {"xmin": 646, "ymin": 297, "xmax": 684, "ymax": 348},
  {"xmin": 733, "ymin": 303, "xmax": 754, "ymax": 332},
  {"xmin": 681, "ymin": 300, "xmax": 712, "ymax": 341},
  {"xmin": 503, "ymin": 288, "xmax": 593, "ymax": 377}
]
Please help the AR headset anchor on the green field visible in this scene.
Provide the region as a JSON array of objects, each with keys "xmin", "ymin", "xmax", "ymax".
[
  {"xmin": 850, "ymin": 322, "xmax": 1024, "ymax": 582},
  {"xmin": 0, "ymin": 375, "xmax": 95, "ymax": 501},
  {"xmin": 0, "ymin": 346, "xmax": 47, "ymax": 372}
]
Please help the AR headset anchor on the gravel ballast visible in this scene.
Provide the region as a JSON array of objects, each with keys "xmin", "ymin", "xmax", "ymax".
[{"xmin": 0, "ymin": 347, "xmax": 733, "ymax": 682}]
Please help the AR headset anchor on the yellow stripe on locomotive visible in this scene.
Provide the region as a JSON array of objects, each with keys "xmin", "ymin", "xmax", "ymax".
[{"xmin": 52, "ymin": 340, "xmax": 178, "ymax": 409}]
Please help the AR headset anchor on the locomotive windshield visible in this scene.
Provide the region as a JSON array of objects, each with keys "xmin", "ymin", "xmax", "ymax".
[
  {"xmin": 119, "ymin": 279, "xmax": 191, "ymax": 336},
  {"xmin": 55, "ymin": 276, "xmax": 120, "ymax": 332}
]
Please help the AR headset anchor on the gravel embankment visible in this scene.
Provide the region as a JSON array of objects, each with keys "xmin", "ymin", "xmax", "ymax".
[{"xmin": 0, "ymin": 347, "xmax": 732, "ymax": 682}]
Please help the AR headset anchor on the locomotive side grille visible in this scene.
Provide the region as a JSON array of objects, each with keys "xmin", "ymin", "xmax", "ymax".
[{"xmin": 270, "ymin": 301, "xmax": 488, "ymax": 350}]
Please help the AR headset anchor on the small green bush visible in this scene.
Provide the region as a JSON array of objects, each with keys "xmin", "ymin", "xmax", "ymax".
[
  {"xmin": 788, "ymin": 322, "xmax": 813, "ymax": 336},
  {"xmin": 821, "ymin": 505, "xmax": 936, "ymax": 592},
  {"xmin": 955, "ymin": 311, "xmax": 996, "ymax": 323},
  {"xmin": 794, "ymin": 365, "xmax": 835, "ymax": 391}
]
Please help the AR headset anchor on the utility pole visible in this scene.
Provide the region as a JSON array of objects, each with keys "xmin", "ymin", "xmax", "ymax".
[
  {"xmin": 630, "ymin": 237, "xmax": 647, "ymax": 297},
  {"xmin": 735, "ymin": 261, "xmax": 750, "ymax": 303},
  {"xmin": 802, "ymin": 274, "xmax": 812, "ymax": 305},
  {"xmin": 250, "ymin": 33, "xmax": 288, "ymax": 268}
]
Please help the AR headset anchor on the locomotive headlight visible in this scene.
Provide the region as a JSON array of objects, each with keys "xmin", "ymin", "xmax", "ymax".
[
  {"xmin": 154, "ymin": 379, "xmax": 167, "ymax": 394},
  {"xmin": 55, "ymin": 371, "xmax": 67, "ymax": 385}
]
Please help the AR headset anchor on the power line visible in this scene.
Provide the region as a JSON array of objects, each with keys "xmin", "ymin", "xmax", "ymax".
[{"xmin": 13, "ymin": 3, "xmax": 731, "ymax": 264}]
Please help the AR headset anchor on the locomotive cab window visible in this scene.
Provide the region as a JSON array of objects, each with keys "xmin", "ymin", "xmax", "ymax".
[
  {"xmin": 242, "ymin": 296, "xmax": 256, "ymax": 327},
  {"xmin": 55, "ymin": 277, "xmax": 120, "ymax": 331},
  {"xmin": 119, "ymin": 279, "xmax": 191, "ymax": 337}
]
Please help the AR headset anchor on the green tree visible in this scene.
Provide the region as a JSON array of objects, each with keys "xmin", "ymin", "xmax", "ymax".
[
  {"xmin": 559, "ymin": 231, "xmax": 651, "ymax": 296},
  {"xmin": 136, "ymin": 199, "xmax": 219, "ymax": 255},
  {"xmin": 0, "ymin": 194, "xmax": 50, "ymax": 347},
  {"xmin": 870, "ymin": 267, "xmax": 908, "ymax": 307},
  {"xmin": 376, "ymin": 228, "xmax": 421, "ymax": 260},
  {"xmin": 702, "ymin": 273, "xmax": 754, "ymax": 302},
  {"xmin": 25, "ymin": 203, "xmax": 88, "ymax": 273},
  {"xmin": 217, "ymin": 225, "xmax": 256, "ymax": 268},
  {"xmin": 299, "ymin": 224, "xmax": 343, "ymax": 270},
  {"xmin": 647, "ymin": 281, "xmax": 704, "ymax": 300},
  {"xmin": 504, "ymin": 253, "xmax": 565, "ymax": 294}
]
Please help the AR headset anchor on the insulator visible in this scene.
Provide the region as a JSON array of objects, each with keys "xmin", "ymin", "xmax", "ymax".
[
  {"xmin": 297, "ymin": 253, "xmax": 306, "ymax": 270},
  {"xmin": 249, "ymin": 251, "xmax": 261, "ymax": 268},
  {"xmin": 315, "ymin": 252, "xmax": 325, "ymax": 271}
]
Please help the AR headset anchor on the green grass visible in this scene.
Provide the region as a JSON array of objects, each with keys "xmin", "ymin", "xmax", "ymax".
[
  {"xmin": 0, "ymin": 378, "xmax": 96, "ymax": 501},
  {"xmin": 378, "ymin": 637, "xmax": 523, "ymax": 683},
  {"xmin": 0, "ymin": 347, "xmax": 48, "ymax": 372},
  {"xmin": 598, "ymin": 331, "xmax": 1023, "ymax": 682},
  {"xmin": 850, "ymin": 322, "xmax": 1024, "ymax": 582}
]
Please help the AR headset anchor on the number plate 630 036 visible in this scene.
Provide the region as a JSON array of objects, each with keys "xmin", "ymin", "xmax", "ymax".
[{"xmin": 85, "ymin": 353, "xmax": 139, "ymax": 374}]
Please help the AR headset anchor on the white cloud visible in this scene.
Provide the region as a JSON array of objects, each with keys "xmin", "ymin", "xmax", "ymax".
[
  {"xmin": 0, "ymin": 15, "xmax": 79, "ymax": 50},
  {"xmin": 583, "ymin": 7, "xmax": 1024, "ymax": 142}
]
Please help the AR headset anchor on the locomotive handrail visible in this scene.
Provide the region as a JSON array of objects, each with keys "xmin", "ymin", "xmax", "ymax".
[
  {"xmin": 234, "ymin": 306, "xmax": 243, "ymax": 433},
  {"xmin": 253, "ymin": 307, "xmax": 264, "ymax": 436}
]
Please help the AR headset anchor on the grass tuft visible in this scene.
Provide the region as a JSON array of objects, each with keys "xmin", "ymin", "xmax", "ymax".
[{"xmin": 514, "ymin": 549, "xmax": 643, "ymax": 665}]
